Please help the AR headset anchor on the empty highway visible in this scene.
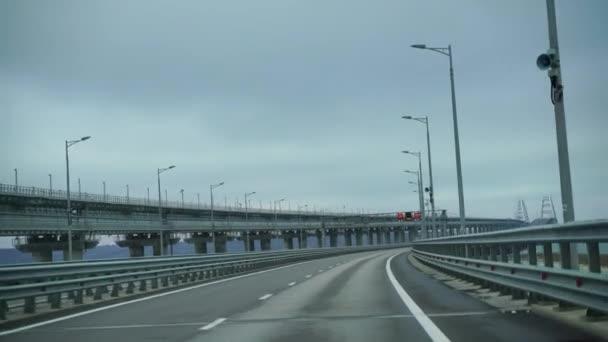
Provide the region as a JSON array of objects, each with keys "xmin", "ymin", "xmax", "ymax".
[{"xmin": 0, "ymin": 249, "xmax": 600, "ymax": 342}]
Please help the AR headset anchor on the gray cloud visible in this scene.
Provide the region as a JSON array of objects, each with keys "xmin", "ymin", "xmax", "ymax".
[{"xmin": 1, "ymin": 0, "xmax": 607, "ymax": 228}]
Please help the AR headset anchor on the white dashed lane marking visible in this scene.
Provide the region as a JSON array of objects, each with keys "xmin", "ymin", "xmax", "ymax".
[
  {"xmin": 288, "ymin": 282, "xmax": 296, "ymax": 287},
  {"xmin": 199, "ymin": 318, "xmax": 226, "ymax": 331},
  {"xmin": 258, "ymin": 294, "xmax": 273, "ymax": 301}
]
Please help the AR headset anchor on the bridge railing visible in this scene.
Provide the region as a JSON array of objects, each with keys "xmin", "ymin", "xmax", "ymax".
[
  {"xmin": 0, "ymin": 183, "xmax": 353, "ymax": 217},
  {"xmin": 0, "ymin": 244, "xmax": 407, "ymax": 320},
  {"xmin": 411, "ymin": 219, "xmax": 608, "ymax": 314}
]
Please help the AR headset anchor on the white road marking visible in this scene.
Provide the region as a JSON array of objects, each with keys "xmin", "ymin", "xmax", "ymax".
[
  {"xmin": 0, "ymin": 257, "xmax": 341, "ymax": 337},
  {"xmin": 288, "ymin": 282, "xmax": 296, "ymax": 287},
  {"xmin": 427, "ymin": 311, "xmax": 493, "ymax": 317},
  {"xmin": 66, "ymin": 322, "xmax": 210, "ymax": 330},
  {"xmin": 386, "ymin": 253, "xmax": 451, "ymax": 342},
  {"xmin": 199, "ymin": 318, "xmax": 226, "ymax": 331},
  {"xmin": 305, "ymin": 274, "xmax": 312, "ymax": 278},
  {"xmin": 258, "ymin": 293, "xmax": 273, "ymax": 300},
  {"xmin": 318, "ymin": 269, "xmax": 324, "ymax": 273}
]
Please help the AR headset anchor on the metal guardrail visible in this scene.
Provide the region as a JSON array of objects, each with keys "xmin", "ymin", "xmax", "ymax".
[
  {"xmin": 412, "ymin": 219, "xmax": 608, "ymax": 314},
  {"xmin": 0, "ymin": 245, "xmax": 406, "ymax": 319}
]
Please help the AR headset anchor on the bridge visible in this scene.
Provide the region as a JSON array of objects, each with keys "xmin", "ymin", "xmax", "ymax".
[
  {"xmin": 0, "ymin": 220, "xmax": 605, "ymax": 341},
  {"xmin": 0, "ymin": 183, "xmax": 522, "ymax": 262}
]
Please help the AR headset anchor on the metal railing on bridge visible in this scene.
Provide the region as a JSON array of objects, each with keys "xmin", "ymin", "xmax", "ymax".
[
  {"xmin": 0, "ymin": 183, "xmax": 353, "ymax": 217},
  {"xmin": 411, "ymin": 219, "xmax": 608, "ymax": 314},
  {"xmin": 0, "ymin": 244, "xmax": 407, "ymax": 320}
]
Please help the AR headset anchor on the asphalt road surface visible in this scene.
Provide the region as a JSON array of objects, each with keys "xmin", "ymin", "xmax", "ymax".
[{"xmin": 0, "ymin": 249, "xmax": 601, "ymax": 342}]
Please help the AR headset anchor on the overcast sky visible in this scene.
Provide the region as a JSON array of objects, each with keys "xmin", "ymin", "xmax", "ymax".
[{"xmin": 2, "ymin": 0, "xmax": 607, "ymax": 222}]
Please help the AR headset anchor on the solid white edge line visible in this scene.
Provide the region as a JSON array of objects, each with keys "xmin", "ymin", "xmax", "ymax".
[
  {"xmin": 288, "ymin": 282, "xmax": 296, "ymax": 287},
  {"xmin": 0, "ymin": 257, "xmax": 334, "ymax": 337},
  {"xmin": 305, "ymin": 274, "xmax": 312, "ymax": 278},
  {"xmin": 199, "ymin": 318, "xmax": 226, "ymax": 331},
  {"xmin": 258, "ymin": 294, "xmax": 273, "ymax": 300},
  {"xmin": 386, "ymin": 253, "xmax": 451, "ymax": 342}
]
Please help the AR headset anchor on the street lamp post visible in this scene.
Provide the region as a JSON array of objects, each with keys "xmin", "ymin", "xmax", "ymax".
[
  {"xmin": 298, "ymin": 204, "xmax": 308, "ymax": 248},
  {"xmin": 244, "ymin": 191, "xmax": 256, "ymax": 252},
  {"xmin": 210, "ymin": 182, "xmax": 225, "ymax": 239},
  {"xmin": 78, "ymin": 178, "xmax": 81, "ymax": 199},
  {"xmin": 14, "ymin": 168, "xmax": 17, "ymax": 191},
  {"xmin": 404, "ymin": 170, "xmax": 425, "ymax": 239},
  {"xmin": 411, "ymin": 43, "xmax": 466, "ymax": 233},
  {"xmin": 49, "ymin": 173, "xmax": 53, "ymax": 194},
  {"xmin": 103, "ymin": 181, "xmax": 106, "ymax": 201},
  {"xmin": 157, "ymin": 165, "xmax": 175, "ymax": 256},
  {"xmin": 126, "ymin": 184, "xmax": 129, "ymax": 203},
  {"xmin": 179, "ymin": 189, "xmax": 184, "ymax": 208},
  {"xmin": 402, "ymin": 115, "xmax": 436, "ymax": 233},
  {"xmin": 197, "ymin": 193, "xmax": 200, "ymax": 209},
  {"xmin": 403, "ymin": 151, "xmax": 426, "ymax": 237},
  {"xmin": 65, "ymin": 136, "xmax": 91, "ymax": 261},
  {"xmin": 274, "ymin": 199, "xmax": 285, "ymax": 239},
  {"xmin": 538, "ymin": 0, "xmax": 577, "ymax": 268}
]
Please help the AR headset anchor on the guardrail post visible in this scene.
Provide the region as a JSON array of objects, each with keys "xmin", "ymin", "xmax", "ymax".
[
  {"xmin": 543, "ymin": 242, "xmax": 554, "ymax": 267},
  {"xmin": 111, "ymin": 284, "xmax": 122, "ymax": 297},
  {"xmin": 499, "ymin": 245, "xmax": 508, "ymax": 263},
  {"xmin": 481, "ymin": 245, "xmax": 489, "ymax": 260},
  {"xmin": 126, "ymin": 281, "xmax": 135, "ymax": 294},
  {"xmin": 139, "ymin": 279, "xmax": 147, "ymax": 291},
  {"xmin": 162, "ymin": 276, "xmax": 169, "ymax": 287},
  {"xmin": 513, "ymin": 244, "xmax": 521, "ymax": 264},
  {"xmin": 587, "ymin": 242, "xmax": 601, "ymax": 273},
  {"xmin": 464, "ymin": 244, "xmax": 471, "ymax": 258},
  {"xmin": 0, "ymin": 299, "xmax": 7, "ymax": 320},
  {"xmin": 74, "ymin": 289, "xmax": 83, "ymax": 304},
  {"xmin": 559, "ymin": 242, "xmax": 572, "ymax": 269},
  {"xmin": 151, "ymin": 277, "xmax": 159, "ymax": 289},
  {"xmin": 24, "ymin": 297, "xmax": 35, "ymax": 314},
  {"xmin": 489, "ymin": 245, "xmax": 498, "ymax": 262},
  {"xmin": 50, "ymin": 293, "xmax": 61, "ymax": 308},
  {"xmin": 528, "ymin": 243, "xmax": 537, "ymax": 265}
]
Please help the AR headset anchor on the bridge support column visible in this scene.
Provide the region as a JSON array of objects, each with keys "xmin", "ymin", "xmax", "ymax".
[
  {"xmin": 31, "ymin": 249, "xmax": 53, "ymax": 262},
  {"xmin": 394, "ymin": 229, "xmax": 401, "ymax": 243},
  {"xmin": 214, "ymin": 233, "xmax": 227, "ymax": 253},
  {"xmin": 283, "ymin": 235, "xmax": 294, "ymax": 249},
  {"xmin": 328, "ymin": 230, "xmax": 338, "ymax": 247},
  {"xmin": 384, "ymin": 230, "xmax": 391, "ymax": 244},
  {"xmin": 355, "ymin": 229, "xmax": 363, "ymax": 246},
  {"xmin": 185, "ymin": 232, "xmax": 212, "ymax": 254},
  {"xmin": 316, "ymin": 230, "xmax": 323, "ymax": 248},
  {"xmin": 15, "ymin": 234, "xmax": 98, "ymax": 262},
  {"xmin": 128, "ymin": 245, "xmax": 144, "ymax": 257},
  {"xmin": 261, "ymin": 238, "xmax": 271, "ymax": 251},
  {"xmin": 344, "ymin": 230, "xmax": 352, "ymax": 247},
  {"xmin": 408, "ymin": 228, "xmax": 416, "ymax": 242},
  {"xmin": 246, "ymin": 236, "xmax": 255, "ymax": 252},
  {"xmin": 298, "ymin": 231, "xmax": 308, "ymax": 249},
  {"xmin": 366, "ymin": 230, "xmax": 373, "ymax": 245},
  {"xmin": 375, "ymin": 230, "xmax": 383, "ymax": 244}
]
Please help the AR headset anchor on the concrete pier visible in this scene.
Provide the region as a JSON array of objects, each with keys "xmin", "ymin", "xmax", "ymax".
[
  {"xmin": 15, "ymin": 234, "xmax": 99, "ymax": 262},
  {"xmin": 355, "ymin": 229, "xmax": 363, "ymax": 246},
  {"xmin": 344, "ymin": 230, "xmax": 353, "ymax": 247}
]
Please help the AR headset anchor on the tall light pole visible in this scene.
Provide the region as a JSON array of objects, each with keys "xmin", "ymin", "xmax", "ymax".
[
  {"xmin": 402, "ymin": 115, "xmax": 436, "ymax": 232},
  {"xmin": 197, "ymin": 193, "xmax": 200, "ymax": 209},
  {"xmin": 210, "ymin": 182, "xmax": 225, "ymax": 232},
  {"xmin": 274, "ymin": 198, "xmax": 285, "ymax": 225},
  {"xmin": 48, "ymin": 173, "xmax": 53, "ymax": 194},
  {"xmin": 536, "ymin": 0, "xmax": 576, "ymax": 268},
  {"xmin": 147, "ymin": 187, "xmax": 150, "ymax": 204},
  {"xmin": 403, "ymin": 151, "xmax": 426, "ymax": 237},
  {"xmin": 78, "ymin": 178, "xmax": 81, "ymax": 199},
  {"xmin": 65, "ymin": 136, "xmax": 91, "ymax": 261},
  {"xmin": 103, "ymin": 181, "xmax": 106, "ymax": 201},
  {"xmin": 126, "ymin": 184, "xmax": 129, "ymax": 203},
  {"xmin": 244, "ymin": 191, "xmax": 256, "ymax": 252},
  {"xmin": 298, "ymin": 204, "xmax": 308, "ymax": 248},
  {"xmin": 157, "ymin": 165, "xmax": 175, "ymax": 256},
  {"xmin": 411, "ymin": 43, "xmax": 465, "ymax": 232},
  {"xmin": 179, "ymin": 189, "xmax": 184, "ymax": 208},
  {"xmin": 404, "ymin": 170, "xmax": 425, "ymax": 239},
  {"xmin": 14, "ymin": 168, "xmax": 17, "ymax": 191}
]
